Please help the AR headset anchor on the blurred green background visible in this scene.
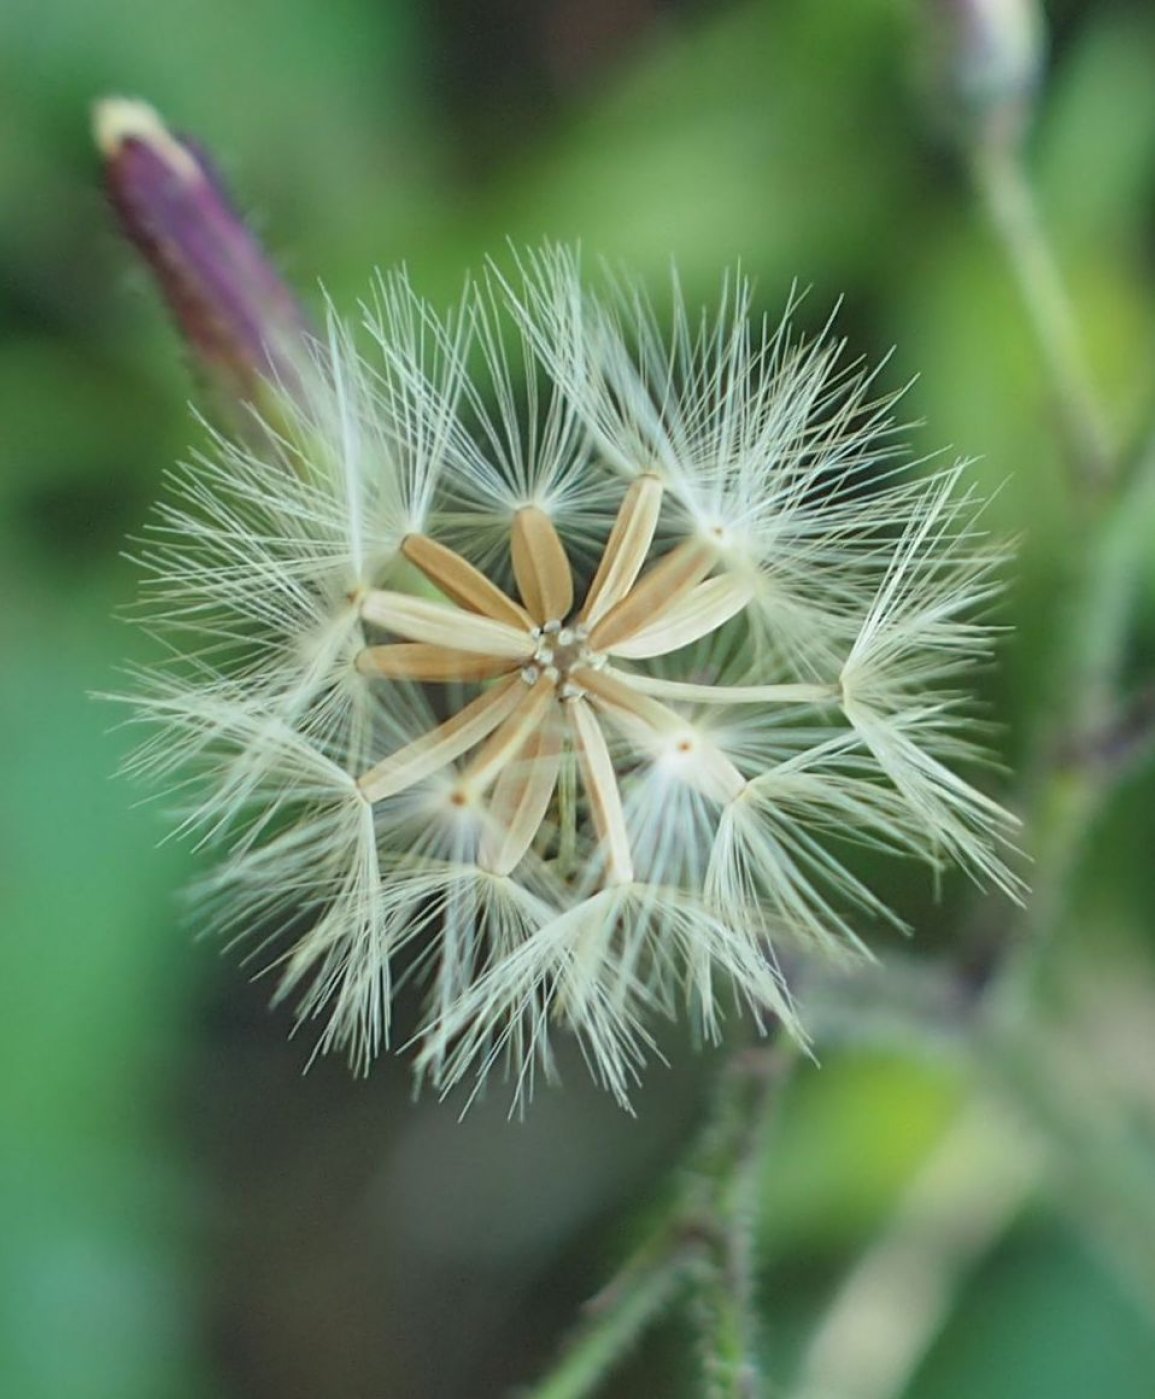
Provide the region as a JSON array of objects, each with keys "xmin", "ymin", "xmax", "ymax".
[{"xmin": 4, "ymin": 1, "xmax": 1155, "ymax": 1396}]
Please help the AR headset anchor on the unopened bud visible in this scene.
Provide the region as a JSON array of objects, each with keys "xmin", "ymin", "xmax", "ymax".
[{"xmin": 94, "ymin": 97, "xmax": 310, "ymax": 414}]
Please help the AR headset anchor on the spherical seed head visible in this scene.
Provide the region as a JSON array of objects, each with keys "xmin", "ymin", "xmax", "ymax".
[{"xmin": 119, "ymin": 248, "xmax": 1020, "ymax": 1111}]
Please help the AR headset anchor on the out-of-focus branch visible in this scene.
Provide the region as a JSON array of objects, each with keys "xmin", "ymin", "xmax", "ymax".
[
  {"xmin": 1067, "ymin": 684, "xmax": 1155, "ymax": 780},
  {"xmin": 923, "ymin": 1, "xmax": 1110, "ymax": 494},
  {"xmin": 970, "ymin": 134, "xmax": 1113, "ymax": 495}
]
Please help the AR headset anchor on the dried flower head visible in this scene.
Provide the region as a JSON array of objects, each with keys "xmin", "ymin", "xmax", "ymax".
[{"xmin": 122, "ymin": 248, "xmax": 1019, "ymax": 1108}]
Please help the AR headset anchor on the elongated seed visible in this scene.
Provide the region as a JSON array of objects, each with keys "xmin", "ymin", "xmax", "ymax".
[
  {"xmin": 586, "ymin": 539, "xmax": 715, "ymax": 653},
  {"xmin": 568, "ymin": 698, "xmax": 634, "ymax": 885},
  {"xmin": 361, "ymin": 589, "xmax": 536, "ymax": 660},
  {"xmin": 576, "ymin": 665, "xmax": 685, "ymax": 737},
  {"xmin": 457, "ymin": 673, "xmax": 555, "ymax": 795},
  {"xmin": 607, "ymin": 574, "xmax": 754, "ymax": 659},
  {"xmin": 357, "ymin": 675, "xmax": 522, "ymax": 802},
  {"xmin": 511, "ymin": 506, "xmax": 574, "ymax": 623},
  {"xmin": 478, "ymin": 722, "xmax": 563, "ymax": 876},
  {"xmin": 356, "ymin": 643, "xmax": 519, "ymax": 683},
  {"xmin": 402, "ymin": 534, "xmax": 534, "ymax": 629},
  {"xmin": 580, "ymin": 474, "xmax": 663, "ymax": 625}
]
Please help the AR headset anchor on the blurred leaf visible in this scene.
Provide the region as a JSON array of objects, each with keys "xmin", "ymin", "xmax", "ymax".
[
  {"xmin": 760, "ymin": 1051, "xmax": 966, "ymax": 1252},
  {"xmin": 914, "ymin": 1225, "xmax": 1155, "ymax": 1399},
  {"xmin": 0, "ymin": 595, "xmax": 208, "ymax": 1399}
]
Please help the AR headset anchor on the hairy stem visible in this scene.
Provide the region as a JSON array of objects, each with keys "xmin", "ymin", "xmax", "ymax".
[
  {"xmin": 524, "ymin": 1042, "xmax": 797, "ymax": 1399},
  {"xmin": 691, "ymin": 1048, "xmax": 793, "ymax": 1399},
  {"xmin": 528, "ymin": 1242, "xmax": 701, "ymax": 1399}
]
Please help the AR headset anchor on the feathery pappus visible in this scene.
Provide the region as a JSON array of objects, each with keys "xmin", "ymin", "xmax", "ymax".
[{"xmin": 121, "ymin": 248, "xmax": 1020, "ymax": 1109}]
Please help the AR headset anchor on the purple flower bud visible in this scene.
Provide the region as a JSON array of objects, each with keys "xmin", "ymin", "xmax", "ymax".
[{"xmin": 94, "ymin": 98, "xmax": 310, "ymax": 410}]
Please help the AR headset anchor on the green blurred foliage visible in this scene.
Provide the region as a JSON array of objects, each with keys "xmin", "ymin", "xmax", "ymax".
[{"xmin": 3, "ymin": 1, "xmax": 1155, "ymax": 1396}]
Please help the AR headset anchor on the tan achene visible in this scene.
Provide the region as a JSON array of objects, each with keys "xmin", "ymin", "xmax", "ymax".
[{"xmin": 351, "ymin": 472, "xmax": 820, "ymax": 885}]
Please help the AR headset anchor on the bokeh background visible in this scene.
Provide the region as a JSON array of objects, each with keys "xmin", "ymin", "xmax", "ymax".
[{"xmin": 4, "ymin": 1, "xmax": 1155, "ymax": 1396}]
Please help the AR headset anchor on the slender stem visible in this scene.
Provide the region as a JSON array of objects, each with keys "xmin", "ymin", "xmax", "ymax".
[
  {"xmin": 969, "ymin": 110, "xmax": 1155, "ymax": 950},
  {"xmin": 1066, "ymin": 443, "xmax": 1155, "ymax": 724},
  {"xmin": 528, "ymin": 1241, "xmax": 701, "ymax": 1399},
  {"xmin": 692, "ymin": 1047, "xmax": 793, "ymax": 1399},
  {"xmin": 523, "ymin": 1042, "xmax": 797, "ymax": 1399},
  {"xmin": 970, "ymin": 133, "xmax": 1112, "ymax": 496}
]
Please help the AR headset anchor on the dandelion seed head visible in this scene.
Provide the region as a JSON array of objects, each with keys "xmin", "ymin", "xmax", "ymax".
[{"xmin": 121, "ymin": 251, "xmax": 1020, "ymax": 1108}]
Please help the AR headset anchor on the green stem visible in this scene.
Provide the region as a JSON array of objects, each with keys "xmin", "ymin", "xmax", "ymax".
[
  {"xmin": 523, "ymin": 1042, "xmax": 797, "ymax": 1399},
  {"xmin": 528, "ymin": 1243, "xmax": 700, "ymax": 1399},
  {"xmin": 692, "ymin": 1048, "xmax": 794, "ymax": 1399},
  {"xmin": 969, "ymin": 128, "xmax": 1155, "ymax": 1323},
  {"xmin": 972, "ymin": 116, "xmax": 1155, "ymax": 949},
  {"xmin": 965, "ymin": 128, "xmax": 1133, "ymax": 955}
]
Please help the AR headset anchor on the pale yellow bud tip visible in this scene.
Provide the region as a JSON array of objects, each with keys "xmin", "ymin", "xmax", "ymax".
[{"xmin": 91, "ymin": 96, "xmax": 199, "ymax": 181}]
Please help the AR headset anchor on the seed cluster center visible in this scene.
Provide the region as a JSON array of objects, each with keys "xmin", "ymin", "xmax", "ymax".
[{"xmin": 530, "ymin": 620, "xmax": 601, "ymax": 698}]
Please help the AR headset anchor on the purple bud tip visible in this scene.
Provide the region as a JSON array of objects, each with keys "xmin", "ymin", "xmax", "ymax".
[{"xmin": 94, "ymin": 97, "xmax": 308, "ymax": 403}]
